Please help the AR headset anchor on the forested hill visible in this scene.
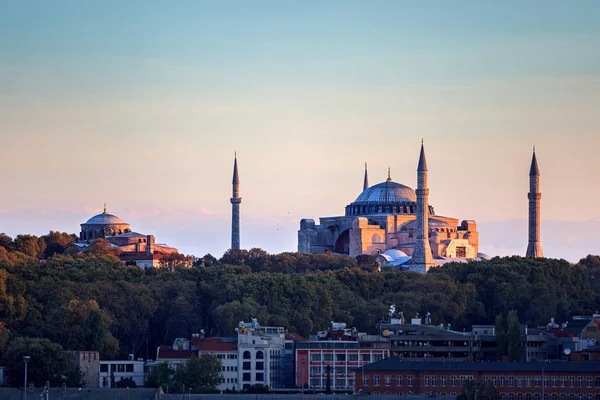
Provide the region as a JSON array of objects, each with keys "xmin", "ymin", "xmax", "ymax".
[{"xmin": 1, "ymin": 235, "xmax": 599, "ymax": 366}]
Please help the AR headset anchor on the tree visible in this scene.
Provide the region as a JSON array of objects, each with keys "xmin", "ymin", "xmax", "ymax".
[
  {"xmin": 13, "ymin": 235, "xmax": 45, "ymax": 258},
  {"xmin": 145, "ymin": 362, "xmax": 174, "ymax": 391},
  {"xmin": 457, "ymin": 379, "xmax": 500, "ymax": 400},
  {"xmin": 86, "ymin": 238, "xmax": 121, "ymax": 259},
  {"xmin": 115, "ymin": 377, "xmax": 138, "ymax": 388},
  {"xmin": 506, "ymin": 310, "xmax": 521, "ymax": 361},
  {"xmin": 0, "ymin": 233, "xmax": 12, "ymax": 249},
  {"xmin": 495, "ymin": 314, "xmax": 507, "ymax": 359},
  {"xmin": 1, "ymin": 337, "xmax": 81, "ymax": 387},
  {"xmin": 172, "ymin": 355, "xmax": 223, "ymax": 393}
]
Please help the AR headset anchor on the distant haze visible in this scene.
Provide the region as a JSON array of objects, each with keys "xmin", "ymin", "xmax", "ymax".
[{"xmin": 1, "ymin": 1, "xmax": 599, "ymax": 262}]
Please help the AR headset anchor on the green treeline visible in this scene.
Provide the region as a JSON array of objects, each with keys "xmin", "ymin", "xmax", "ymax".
[{"xmin": 1, "ymin": 233, "xmax": 599, "ymax": 387}]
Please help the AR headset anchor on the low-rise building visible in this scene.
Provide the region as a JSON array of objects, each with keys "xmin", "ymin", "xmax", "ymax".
[
  {"xmin": 71, "ymin": 351, "xmax": 100, "ymax": 388},
  {"xmin": 99, "ymin": 358, "xmax": 145, "ymax": 388},
  {"xmin": 356, "ymin": 357, "xmax": 600, "ymax": 398},
  {"xmin": 199, "ymin": 337, "xmax": 239, "ymax": 391},
  {"xmin": 296, "ymin": 322, "xmax": 389, "ymax": 392}
]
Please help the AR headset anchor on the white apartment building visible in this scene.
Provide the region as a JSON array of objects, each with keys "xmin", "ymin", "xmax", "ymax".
[
  {"xmin": 199, "ymin": 337, "xmax": 239, "ymax": 391},
  {"xmin": 237, "ymin": 319, "xmax": 286, "ymax": 391},
  {"xmin": 99, "ymin": 358, "xmax": 145, "ymax": 388}
]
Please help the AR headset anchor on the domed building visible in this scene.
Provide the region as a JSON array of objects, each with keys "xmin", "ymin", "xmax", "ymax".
[
  {"xmin": 298, "ymin": 145, "xmax": 480, "ymax": 272},
  {"xmin": 74, "ymin": 205, "xmax": 179, "ymax": 269}
]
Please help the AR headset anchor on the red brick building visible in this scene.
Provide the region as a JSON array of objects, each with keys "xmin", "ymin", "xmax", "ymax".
[{"xmin": 355, "ymin": 358, "xmax": 600, "ymax": 400}]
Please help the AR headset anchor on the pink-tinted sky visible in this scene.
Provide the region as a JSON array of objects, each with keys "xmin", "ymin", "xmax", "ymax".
[{"xmin": 1, "ymin": 1, "xmax": 599, "ymax": 261}]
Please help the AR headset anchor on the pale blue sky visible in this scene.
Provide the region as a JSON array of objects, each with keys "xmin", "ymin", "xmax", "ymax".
[{"xmin": 1, "ymin": 1, "xmax": 599, "ymax": 261}]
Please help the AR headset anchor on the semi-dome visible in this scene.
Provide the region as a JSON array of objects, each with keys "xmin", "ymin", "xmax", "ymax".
[
  {"xmin": 353, "ymin": 181, "xmax": 416, "ymax": 204},
  {"xmin": 85, "ymin": 213, "xmax": 126, "ymax": 225}
]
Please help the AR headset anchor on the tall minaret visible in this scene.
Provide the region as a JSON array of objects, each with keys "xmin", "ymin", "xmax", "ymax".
[
  {"xmin": 410, "ymin": 140, "xmax": 435, "ymax": 273},
  {"xmin": 230, "ymin": 153, "xmax": 241, "ymax": 250},
  {"xmin": 526, "ymin": 147, "xmax": 543, "ymax": 258},
  {"xmin": 363, "ymin": 162, "xmax": 369, "ymax": 191}
]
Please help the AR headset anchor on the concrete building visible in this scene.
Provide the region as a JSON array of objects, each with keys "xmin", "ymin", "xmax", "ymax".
[
  {"xmin": 296, "ymin": 322, "xmax": 389, "ymax": 392},
  {"xmin": 72, "ymin": 351, "xmax": 100, "ymax": 388},
  {"xmin": 356, "ymin": 358, "xmax": 600, "ymax": 398},
  {"xmin": 199, "ymin": 336, "xmax": 239, "ymax": 391},
  {"xmin": 298, "ymin": 142, "xmax": 484, "ymax": 273},
  {"xmin": 237, "ymin": 319, "xmax": 286, "ymax": 390},
  {"xmin": 99, "ymin": 358, "xmax": 145, "ymax": 388}
]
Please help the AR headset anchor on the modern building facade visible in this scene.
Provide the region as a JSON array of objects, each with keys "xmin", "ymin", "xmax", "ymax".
[{"xmin": 99, "ymin": 359, "xmax": 145, "ymax": 388}]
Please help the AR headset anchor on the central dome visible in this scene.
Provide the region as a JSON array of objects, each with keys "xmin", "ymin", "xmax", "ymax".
[
  {"xmin": 353, "ymin": 181, "xmax": 416, "ymax": 204},
  {"xmin": 85, "ymin": 213, "xmax": 126, "ymax": 225}
]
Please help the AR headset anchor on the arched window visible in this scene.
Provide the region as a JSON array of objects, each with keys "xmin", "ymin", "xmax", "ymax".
[
  {"xmin": 243, "ymin": 351, "xmax": 251, "ymax": 359},
  {"xmin": 256, "ymin": 351, "xmax": 264, "ymax": 359}
]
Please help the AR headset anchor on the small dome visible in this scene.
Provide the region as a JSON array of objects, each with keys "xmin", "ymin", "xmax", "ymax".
[
  {"xmin": 401, "ymin": 218, "xmax": 452, "ymax": 229},
  {"xmin": 354, "ymin": 181, "xmax": 416, "ymax": 204},
  {"xmin": 85, "ymin": 213, "xmax": 126, "ymax": 225},
  {"xmin": 477, "ymin": 252, "xmax": 492, "ymax": 260},
  {"xmin": 384, "ymin": 249, "xmax": 408, "ymax": 258}
]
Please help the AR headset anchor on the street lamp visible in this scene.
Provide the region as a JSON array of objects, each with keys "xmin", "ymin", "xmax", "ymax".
[{"xmin": 23, "ymin": 356, "xmax": 31, "ymax": 400}]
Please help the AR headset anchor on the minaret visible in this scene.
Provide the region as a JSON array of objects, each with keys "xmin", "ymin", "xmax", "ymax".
[
  {"xmin": 409, "ymin": 141, "xmax": 435, "ymax": 273},
  {"xmin": 230, "ymin": 153, "xmax": 241, "ymax": 250},
  {"xmin": 526, "ymin": 147, "xmax": 544, "ymax": 258},
  {"xmin": 363, "ymin": 163, "xmax": 369, "ymax": 191}
]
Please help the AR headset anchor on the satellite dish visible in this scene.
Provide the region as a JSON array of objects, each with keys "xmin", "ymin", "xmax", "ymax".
[{"xmin": 564, "ymin": 348, "xmax": 571, "ymax": 355}]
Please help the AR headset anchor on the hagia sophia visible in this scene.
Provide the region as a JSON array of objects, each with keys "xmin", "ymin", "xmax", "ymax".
[{"xmin": 295, "ymin": 143, "xmax": 543, "ymax": 273}]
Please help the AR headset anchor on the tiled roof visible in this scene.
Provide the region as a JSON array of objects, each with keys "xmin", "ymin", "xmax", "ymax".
[
  {"xmin": 157, "ymin": 345, "xmax": 195, "ymax": 360},
  {"xmin": 285, "ymin": 333, "xmax": 307, "ymax": 342},
  {"xmin": 200, "ymin": 341, "xmax": 237, "ymax": 351},
  {"xmin": 361, "ymin": 357, "xmax": 600, "ymax": 373}
]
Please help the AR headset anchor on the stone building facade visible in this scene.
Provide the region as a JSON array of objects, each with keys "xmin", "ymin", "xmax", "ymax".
[{"xmin": 298, "ymin": 144, "xmax": 481, "ymax": 271}]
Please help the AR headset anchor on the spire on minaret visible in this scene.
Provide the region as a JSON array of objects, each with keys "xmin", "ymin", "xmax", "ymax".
[
  {"xmin": 230, "ymin": 153, "xmax": 242, "ymax": 250},
  {"xmin": 363, "ymin": 162, "xmax": 369, "ymax": 191},
  {"xmin": 526, "ymin": 147, "xmax": 543, "ymax": 258},
  {"xmin": 530, "ymin": 146, "xmax": 540, "ymax": 176},
  {"xmin": 417, "ymin": 140, "xmax": 428, "ymax": 171},
  {"xmin": 409, "ymin": 141, "xmax": 435, "ymax": 273},
  {"xmin": 103, "ymin": 203, "xmax": 107, "ymax": 214}
]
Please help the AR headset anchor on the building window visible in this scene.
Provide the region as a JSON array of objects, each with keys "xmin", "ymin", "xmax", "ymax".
[
  {"xmin": 561, "ymin": 377, "xmax": 566, "ymax": 388},
  {"xmin": 243, "ymin": 373, "xmax": 251, "ymax": 382},
  {"xmin": 100, "ymin": 365, "xmax": 108, "ymax": 373},
  {"xmin": 570, "ymin": 377, "xmax": 575, "ymax": 388},
  {"xmin": 518, "ymin": 393, "xmax": 523, "ymax": 400},
  {"xmin": 408, "ymin": 376, "xmax": 414, "ymax": 387},
  {"xmin": 509, "ymin": 377, "xmax": 515, "ymax": 388},
  {"xmin": 432, "ymin": 376, "xmax": 437, "ymax": 387},
  {"xmin": 348, "ymin": 354, "xmax": 358, "ymax": 362},
  {"xmin": 518, "ymin": 377, "xmax": 523, "ymax": 387},
  {"xmin": 243, "ymin": 362, "xmax": 251, "ymax": 370},
  {"xmin": 126, "ymin": 364, "xmax": 133, "ymax": 373},
  {"xmin": 526, "ymin": 394, "xmax": 532, "ymax": 400},
  {"xmin": 587, "ymin": 377, "xmax": 593, "ymax": 388},
  {"xmin": 450, "ymin": 376, "xmax": 456, "ymax": 387},
  {"xmin": 460, "ymin": 376, "xmax": 466, "ymax": 387},
  {"xmin": 500, "ymin": 376, "xmax": 506, "ymax": 387},
  {"xmin": 374, "ymin": 375, "xmax": 380, "ymax": 387},
  {"xmin": 256, "ymin": 351, "xmax": 264, "ymax": 360},
  {"xmin": 552, "ymin": 377, "xmax": 558, "ymax": 388},
  {"xmin": 544, "ymin": 377, "xmax": 549, "ymax": 388},
  {"xmin": 492, "ymin": 376, "xmax": 497, "ymax": 387},
  {"xmin": 544, "ymin": 394, "xmax": 548, "ymax": 400},
  {"xmin": 483, "ymin": 376, "xmax": 489, "ymax": 386},
  {"xmin": 397, "ymin": 376, "xmax": 403, "ymax": 386},
  {"xmin": 385, "ymin": 376, "xmax": 391, "ymax": 387},
  {"xmin": 527, "ymin": 377, "xmax": 532, "ymax": 388},
  {"xmin": 578, "ymin": 377, "xmax": 584, "ymax": 388},
  {"xmin": 501, "ymin": 394, "xmax": 506, "ymax": 400},
  {"xmin": 535, "ymin": 394, "xmax": 541, "ymax": 400},
  {"xmin": 586, "ymin": 395, "xmax": 592, "ymax": 400},
  {"xmin": 310, "ymin": 354, "xmax": 320, "ymax": 362},
  {"xmin": 535, "ymin": 377, "xmax": 541, "ymax": 388},
  {"xmin": 255, "ymin": 362, "xmax": 264, "ymax": 370},
  {"xmin": 323, "ymin": 354, "xmax": 333, "ymax": 362},
  {"xmin": 425, "ymin": 376, "xmax": 430, "ymax": 387},
  {"xmin": 336, "ymin": 354, "xmax": 346, "ymax": 362},
  {"xmin": 243, "ymin": 351, "xmax": 251, "ymax": 359},
  {"xmin": 596, "ymin": 377, "xmax": 600, "ymax": 387},
  {"xmin": 510, "ymin": 394, "xmax": 515, "ymax": 400},
  {"xmin": 552, "ymin": 394, "xmax": 558, "ymax": 400},
  {"xmin": 256, "ymin": 373, "xmax": 264, "ymax": 382},
  {"xmin": 560, "ymin": 394, "xmax": 566, "ymax": 400},
  {"xmin": 363, "ymin": 375, "xmax": 369, "ymax": 386},
  {"xmin": 578, "ymin": 395, "xmax": 583, "ymax": 400},
  {"xmin": 441, "ymin": 376, "xmax": 447, "ymax": 387}
]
